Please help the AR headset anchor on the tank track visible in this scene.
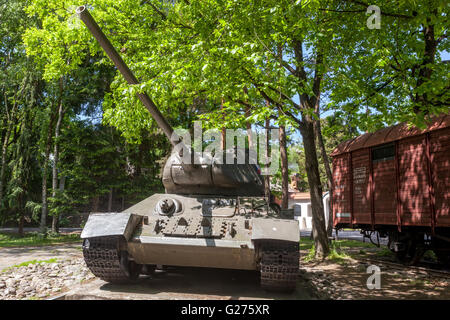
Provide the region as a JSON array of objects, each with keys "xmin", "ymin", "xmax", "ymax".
[
  {"xmin": 82, "ymin": 236, "xmax": 139, "ymax": 283},
  {"xmin": 260, "ymin": 241, "xmax": 299, "ymax": 292}
]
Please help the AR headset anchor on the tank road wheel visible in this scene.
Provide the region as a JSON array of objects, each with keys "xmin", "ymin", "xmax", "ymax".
[
  {"xmin": 82, "ymin": 236, "xmax": 142, "ymax": 283},
  {"xmin": 259, "ymin": 241, "xmax": 299, "ymax": 293}
]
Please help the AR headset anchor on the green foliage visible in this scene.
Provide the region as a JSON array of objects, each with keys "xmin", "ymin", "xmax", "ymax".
[
  {"xmin": 56, "ymin": 121, "xmax": 168, "ymax": 213},
  {"xmin": 423, "ymin": 250, "xmax": 437, "ymax": 262},
  {"xmin": 304, "ymin": 244, "xmax": 316, "ymax": 262},
  {"xmin": 299, "ymin": 237, "xmax": 314, "ymax": 251},
  {"xmin": 331, "ymin": 239, "xmax": 378, "ymax": 249},
  {"xmin": 376, "ymin": 247, "xmax": 395, "ymax": 257},
  {"xmin": 327, "ymin": 248, "xmax": 350, "ymax": 262},
  {"xmin": 0, "ymin": 232, "xmax": 80, "ymax": 248},
  {"xmin": 0, "ymin": 0, "xmax": 173, "ymax": 231},
  {"xmin": 324, "ymin": 0, "xmax": 449, "ymax": 131}
]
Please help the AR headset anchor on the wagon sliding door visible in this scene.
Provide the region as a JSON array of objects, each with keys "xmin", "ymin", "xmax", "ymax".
[
  {"xmin": 371, "ymin": 144, "xmax": 398, "ymax": 225},
  {"xmin": 430, "ymin": 128, "xmax": 450, "ymax": 227},
  {"xmin": 351, "ymin": 149, "xmax": 371, "ymax": 225},
  {"xmin": 332, "ymin": 154, "xmax": 351, "ymax": 226},
  {"xmin": 398, "ymin": 136, "xmax": 432, "ymax": 227}
]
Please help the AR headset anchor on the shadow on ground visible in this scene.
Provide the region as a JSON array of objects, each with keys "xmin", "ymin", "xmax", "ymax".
[{"xmin": 67, "ymin": 267, "xmax": 315, "ymax": 300}]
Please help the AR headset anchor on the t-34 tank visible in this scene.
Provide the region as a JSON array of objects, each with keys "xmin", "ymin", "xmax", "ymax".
[{"xmin": 76, "ymin": 6, "xmax": 300, "ymax": 292}]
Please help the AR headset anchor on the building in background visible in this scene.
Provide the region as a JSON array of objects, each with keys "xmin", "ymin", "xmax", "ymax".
[
  {"xmin": 274, "ymin": 174, "xmax": 330, "ymax": 231},
  {"xmin": 290, "ymin": 191, "xmax": 330, "ymax": 231}
]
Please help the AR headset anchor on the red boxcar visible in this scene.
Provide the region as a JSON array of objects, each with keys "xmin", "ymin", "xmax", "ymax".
[{"xmin": 331, "ymin": 114, "xmax": 450, "ymax": 265}]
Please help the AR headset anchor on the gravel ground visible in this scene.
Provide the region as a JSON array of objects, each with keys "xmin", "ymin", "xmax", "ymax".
[
  {"xmin": 299, "ymin": 257, "xmax": 450, "ymax": 300},
  {"xmin": 0, "ymin": 258, "xmax": 95, "ymax": 300}
]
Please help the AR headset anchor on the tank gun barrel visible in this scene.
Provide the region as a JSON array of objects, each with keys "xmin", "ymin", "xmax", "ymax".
[
  {"xmin": 76, "ymin": 5, "xmax": 179, "ymax": 146},
  {"xmin": 76, "ymin": 6, "xmax": 266, "ymax": 197}
]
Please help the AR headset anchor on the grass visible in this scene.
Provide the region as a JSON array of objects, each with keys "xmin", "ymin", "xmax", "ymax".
[
  {"xmin": 304, "ymin": 245, "xmax": 316, "ymax": 262},
  {"xmin": 327, "ymin": 241, "xmax": 351, "ymax": 262},
  {"xmin": 423, "ymin": 250, "xmax": 437, "ymax": 262},
  {"xmin": 376, "ymin": 247, "xmax": 395, "ymax": 257},
  {"xmin": 331, "ymin": 239, "xmax": 378, "ymax": 249},
  {"xmin": 300, "ymin": 237, "xmax": 377, "ymax": 250},
  {"xmin": 300, "ymin": 237, "xmax": 378, "ymax": 262},
  {"xmin": 409, "ymin": 279, "xmax": 425, "ymax": 286},
  {"xmin": 2, "ymin": 258, "xmax": 58, "ymax": 273},
  {"xmin": 299, "ymin": 238, "xmax": 314, "ymax": 250},
  {"xmin": 0, "ymin": 232, "xmax": 81, "ymax": 248}
]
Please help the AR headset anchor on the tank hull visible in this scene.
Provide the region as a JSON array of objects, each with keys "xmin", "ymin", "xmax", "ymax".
[
  {"xmin": 81, "ymin": 193, "xmax": 300, "ymax": 290},
  {"xmin": 127, "ymin": 238, "xmax": 256, "ymax": 270},
  {"xmin": 122, "ymin": 193, "xmax": 298, "ymax": 270}
]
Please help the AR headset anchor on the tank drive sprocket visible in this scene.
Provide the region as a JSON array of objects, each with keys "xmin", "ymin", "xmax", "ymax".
[
  {"xmin": 82, "ymin": 236, "xmax": 141, "ymax": 283},
  {"xmin": 259, "ymin": 241, "xmax": 299, "ymax": 292}
]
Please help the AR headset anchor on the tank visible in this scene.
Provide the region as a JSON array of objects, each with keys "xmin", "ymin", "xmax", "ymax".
[{"xmin": 76, "ymin": 6, "xmax": 300, "ymax": 292}]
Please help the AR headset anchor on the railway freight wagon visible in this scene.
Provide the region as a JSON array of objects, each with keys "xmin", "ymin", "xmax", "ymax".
[{"xmin": 331, "ymin": 114, "xmax": 450, "ymax": 265}]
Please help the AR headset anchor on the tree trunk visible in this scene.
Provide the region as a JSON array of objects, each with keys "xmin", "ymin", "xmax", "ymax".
[
  {"xmin": 300, "ymin": 117, "xmax": 330, "ymax": 258},
  {"xmin": 264, "ymin": 118, "xmax": 271, "ymax": 201},
  {"xmin": 280, "ymin": 125, "xmax": 289, "ymax": 210},
  {"xmin": 220, "ymin": 98, "xmax": 226, "ymax": 150},
  {"xmin": 40, "ymin": 141, "xmax": 51, "ymax": 234},
  {"xmin": 40, "ymin": 110, "xmax": 56, "ymax": 234},
  {"xmin": 18, "ymin": 216, "xmax": 24, "ymax": 238},
  {"xmin": 51, "ymin": 176, "xmax": 65, "ymax": 233},
  {"xmin": 414, "ymin": 20, "xmax": 437, "ymax": 113},
  {"xmin": 108, "ymin": 188, "xmax": 113, "ymax": 212},
  {"xmin": 314, "ymin": 110, "xmax": 334, "ymax": 236},
  {"xmin": 51, "ymin": 84, "xmax": 64, "ymax": 233},
  {"xmin": 92, "ymin": 196, "xmax": 100, "ymax": 212},
  {"xmin": 0, "ymin": 127, "xmax": 11, "ymax": 208},
  {"xmin": 0, "ymin": 92, "xmax": 16, "ymax": 208}
]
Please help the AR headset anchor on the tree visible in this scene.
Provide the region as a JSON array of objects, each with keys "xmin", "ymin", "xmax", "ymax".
[
  {"xmin": 323, "ymin": 0, "xmax": 449, "ymax": 130},
  {"xmin": 22, "ymin": 0, "xmax": 333, "ymax": 256},
  {"xmin": 0, "ymin": 0, "xmax": 45, "ymax": 233},
  {"xmin": 5, "ymin": 106, "xmax": 42, "ymax": 236}
]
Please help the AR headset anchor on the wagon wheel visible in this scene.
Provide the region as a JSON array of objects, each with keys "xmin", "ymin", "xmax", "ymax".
[
  {"xmin": 434, "ymin": 251, "xmax": 450, "ymax": 266},
  {"xmin": 432, "ymin": 237, "xmax": 450, "ymax": 267},
  {"xmin": 394, "ymin": 238, "xmax": 424, "ymax": 266}
]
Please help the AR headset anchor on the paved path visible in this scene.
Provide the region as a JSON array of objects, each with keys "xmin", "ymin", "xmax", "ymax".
[
  {"xmin": 0, "ymin": 243, "xmax": 82, "ymax": 271},
  {"xmin": 300, "ymin": 229, "xmax": 388, "ymax": 246},
  {"xmin": 0, "ymin": 228, "xmax": 82, "ymax": 234}
]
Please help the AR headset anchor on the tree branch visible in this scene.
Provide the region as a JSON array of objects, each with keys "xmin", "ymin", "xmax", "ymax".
[
  {"xmin": 345, "ymin": 0, "xmax": 414, "ymax": 19},
  {"xmin": 141, "ymin": 1, "xmax": 167, "ymax": 20}
]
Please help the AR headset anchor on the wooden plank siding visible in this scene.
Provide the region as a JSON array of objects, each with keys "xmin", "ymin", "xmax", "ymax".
[
  {"xmin": 351, "ymin": 149, "xmax": 371, "ymax": 225},
  {"xmin": 332, "ymin": 115, "xmax": 450, "ymax": 230},
  {"xmin": 431, "ymin": 127, "xmax": 450, "ymax": 227},
  {"xmin": 332, "ymin": 154, "xmax": 351, "ymax": 225}
]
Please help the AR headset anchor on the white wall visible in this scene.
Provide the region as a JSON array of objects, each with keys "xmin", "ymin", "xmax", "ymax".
[{"xmin": 291, "ymin": 192, "xmax": 330, "ymax": 231}]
